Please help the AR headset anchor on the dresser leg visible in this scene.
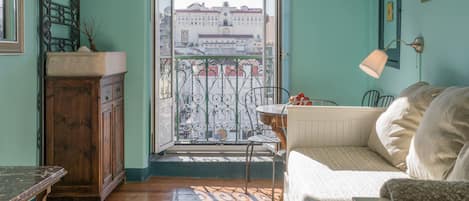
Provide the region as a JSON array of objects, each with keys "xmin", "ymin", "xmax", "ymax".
[{"xmin": 36, "ymin": 186, "xmax": 51, "ymax": 201}]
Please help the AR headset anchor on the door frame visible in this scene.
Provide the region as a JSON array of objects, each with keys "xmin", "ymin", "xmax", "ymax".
[{"xmin": 151, "ymin": 0, "xmax": 284, "ymax": 153}]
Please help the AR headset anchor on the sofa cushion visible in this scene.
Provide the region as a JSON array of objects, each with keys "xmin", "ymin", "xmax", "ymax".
[
  {"xmin": 407, "ymin": 87, "xmax": 469, "ymax": 180},
  {"xmin": 287, "ymin": 147, "xmax": 408, "ymax": 201},
  {"xmin": 368, "ymin": 82, "xmax": 443, "ymax": 170}
]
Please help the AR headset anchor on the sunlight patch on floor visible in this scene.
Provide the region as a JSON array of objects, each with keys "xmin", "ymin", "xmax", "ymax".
[
  {"xmin": 172, "ymin": 185, "xmax": 282, "ymax": 201},
  {"xmin": 173, "ymin": 186, "xmax": 281, "ymax": 201}
]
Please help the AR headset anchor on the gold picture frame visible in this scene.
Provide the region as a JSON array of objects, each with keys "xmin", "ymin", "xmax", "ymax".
[{"xmin": 387, "ymin": 1, "xmax": 394, "ymax": 22}]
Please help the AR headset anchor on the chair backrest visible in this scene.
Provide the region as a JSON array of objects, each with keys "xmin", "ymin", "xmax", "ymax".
[
  {"xmin": 362, "ymin": 90, "xmax": 381, "ymax": 107},
  {"xmin": 243, "ymin": 87, "xmax": 290, "ymax": 134},
  {"xmin": 377, "ymin": 95, "xmax": 395, "ymax": 108},
  {"xmin": 311, "ymin": 99, "xmax": 338, "ymax": 106}
]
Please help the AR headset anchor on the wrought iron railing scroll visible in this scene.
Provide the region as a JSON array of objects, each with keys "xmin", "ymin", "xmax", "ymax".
[{"xmin": 38, "ymin": 0, "xmax": 80, "ymax": 164}]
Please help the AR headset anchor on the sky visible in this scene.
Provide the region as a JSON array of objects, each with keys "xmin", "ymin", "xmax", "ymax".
[{"xmin": 174, "ymin": 0, "xmax": 263, "ymax": 9}]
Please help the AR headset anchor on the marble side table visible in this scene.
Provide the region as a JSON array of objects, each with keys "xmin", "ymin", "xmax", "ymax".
[{"xmin": 0, "ymin": 166, "xmax": 66, "ymax": 201}]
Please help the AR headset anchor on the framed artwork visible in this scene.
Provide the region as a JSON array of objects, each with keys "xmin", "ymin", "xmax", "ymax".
[
  {"xmin": 379, "ymin": 0, "xmax": 401, "ymax": 69},
  {"xmin": 387, "ymin": 1, "xmax": 394, "ymax": 22}
]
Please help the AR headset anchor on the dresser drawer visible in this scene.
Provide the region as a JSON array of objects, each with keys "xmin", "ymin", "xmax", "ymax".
[
  {"xmin": 101, "ymin": 85, "xmax": 113, "ymax": 103},
  {"xmin": 113, "ymin": 82, "xmax": 123, "ymax": 99}
]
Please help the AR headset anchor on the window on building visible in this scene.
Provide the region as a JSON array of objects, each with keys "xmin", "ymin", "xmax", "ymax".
[{"xmin": 181, "ymin": 30, "xmax": 189, "ymax": 43}]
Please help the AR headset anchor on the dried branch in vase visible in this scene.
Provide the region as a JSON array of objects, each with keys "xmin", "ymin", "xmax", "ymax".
[{"xmin": 81, "ymin": 19, "xmax": 98, "ymax": 52}]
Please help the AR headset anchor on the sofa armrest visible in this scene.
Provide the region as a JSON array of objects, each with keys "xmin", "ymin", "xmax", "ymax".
[
  {"xmin": 380, "ymin": 179, "xmax": 469, "ymax": 201},
  {"xmin": 287, "ymin": 106, "xmax": 384, "ymax": 151}
]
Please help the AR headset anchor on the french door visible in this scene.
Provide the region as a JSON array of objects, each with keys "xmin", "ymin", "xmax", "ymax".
[
  {"xmin": 153, "ymin": 0, "xmax": 284, "ymax": 153},
  {"xmin": 154, "ymin": 0, "xmax": 175, "ymax": 153}
]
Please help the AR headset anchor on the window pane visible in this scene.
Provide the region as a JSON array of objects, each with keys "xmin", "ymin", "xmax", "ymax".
[
  {"xmin": 1, "ymin": 0, "xmax": 17, "ymax": 41},
  {"xmin": 158, "ymin": 0, "xmax": 172, "ymax": 57},
  {"xmin": 0, "ymin": 0, "xmax": 4, "ymax": 39},
  {"xmin": 265, "ymin": 0, "xmax": 277, "ymax": 88},
  {"xmin": 158, "ymin": 0, "xmax": 173, "ymax": 100}
]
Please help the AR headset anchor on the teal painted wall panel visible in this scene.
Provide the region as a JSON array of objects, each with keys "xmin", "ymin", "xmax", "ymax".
[
  {"xmin": 0, "ymin": 1, "xmax": 39, "ymax": 165},
  {"xmin": 290, "ymin": 0, "xmax": 376, "ymax": 106},
  {"xmin": 373, "ymin": 0, "xmax": 469, "ymax": 95},
  {"xmin": 81, "ymin": 0, "xmax": 152, "ymax": 169}
]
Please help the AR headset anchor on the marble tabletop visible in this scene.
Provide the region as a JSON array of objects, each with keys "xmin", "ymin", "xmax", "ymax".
[
  {"xmin": 256, "ymin": 104, "xmax": 288, "ymax": 116},
  {"xmin": 0, "ymin": 166, "xmax": 67, "ymax": 201}
]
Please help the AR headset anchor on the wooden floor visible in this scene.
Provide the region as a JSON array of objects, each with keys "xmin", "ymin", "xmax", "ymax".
[{"xmin": 107, "ymin": 177, "xmax": 283, "ymax": 201}]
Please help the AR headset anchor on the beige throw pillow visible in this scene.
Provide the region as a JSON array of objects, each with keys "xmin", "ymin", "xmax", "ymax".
[
  {"xmin": 407, "ymin": 87, "xmax": 469, "ymax": 180},
  {"xmin": 406, "ymin": 138, "xmax": 432, "ymax": 179},
  {"xmin": 447, "ymin": 143, "xmax": 469, "ymax": 181},
  {"xmin": 368, "ymin": 82, "xmax": 443, "ymax": 170}
]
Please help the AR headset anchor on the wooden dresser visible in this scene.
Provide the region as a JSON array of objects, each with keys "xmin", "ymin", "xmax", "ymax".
[{"xmin": 45, "ymin": 73, "xmax": 125, "ymax": 201}]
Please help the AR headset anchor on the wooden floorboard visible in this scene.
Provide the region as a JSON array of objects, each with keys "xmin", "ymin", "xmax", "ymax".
[{"xmin": 107, "ymin": 177, "xmax": 283, "ymax": 201}]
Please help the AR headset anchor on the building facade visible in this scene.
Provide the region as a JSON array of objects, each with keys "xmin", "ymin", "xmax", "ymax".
[{"xmin": 174, "ymin": 2, "xmax": 264, "ymax": 55}]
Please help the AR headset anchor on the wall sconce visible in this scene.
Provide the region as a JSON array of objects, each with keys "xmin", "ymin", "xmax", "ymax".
[{"xmin": 359, "ymin": 36, "xmax": 425, "ymax": 79}]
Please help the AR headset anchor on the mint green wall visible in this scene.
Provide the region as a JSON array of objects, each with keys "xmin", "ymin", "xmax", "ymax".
[
  {"xmin": 290, "ymin": 0, "xmax": 377, "ymax": 106},
  {"xmin": 0, "ymin": 1, "xmax": 38, "ymax": 165},
  {"xmin": 81, "ymin": 0, "xmax": 152, "ymax": 169},
  {"xmin": 373, "ymin": 0, "xmax": 469, "ymax": 95}
]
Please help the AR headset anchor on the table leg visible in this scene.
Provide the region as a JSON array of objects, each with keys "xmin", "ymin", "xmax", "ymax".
[
  {"xmin": 36, "ymin": 186, "xmax": 51, "ymax": 201},
  {"xmin": 272, "ymin": 128, "xmax": 287, "ymax": 150},
  {"xmin": 272, "ymin": 154, "xmax": 276, "ymax": 201}
]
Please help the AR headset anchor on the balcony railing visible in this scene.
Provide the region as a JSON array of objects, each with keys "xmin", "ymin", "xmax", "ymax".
[{"xmin": 169, "ymin": 55, "xmax": 276, "ymax": 144}]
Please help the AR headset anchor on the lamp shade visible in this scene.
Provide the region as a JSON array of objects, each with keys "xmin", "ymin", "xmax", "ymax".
[{"xmin": 359, "ymin": 49, "xmax": 388, "ymax": 79}]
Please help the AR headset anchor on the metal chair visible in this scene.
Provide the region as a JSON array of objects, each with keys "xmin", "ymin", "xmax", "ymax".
[
  {"xmin": 244, "ymin": 87, "xmax": 290, "ymax": 135},
  {"xmin": 362, "ymin": 90, "xmax": 381, "ymax": 107},
  {"xmin": 377, "ymin": 95, "xmax": 395, "ymax": 108},
  {"xmin": 243, "ymin": 87, "xmax": 289, "ymax": 199}
]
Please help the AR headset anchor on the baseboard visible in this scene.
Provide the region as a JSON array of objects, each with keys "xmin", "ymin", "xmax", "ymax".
[
  {"xmin": 125, "ymin": 167, "xmax": 151, "ymax": 182},
  {"xmin": 149, "ymin": 154, "xmax": 284, "ymax": 179},
  {"xmin": 126, "ymin": 154, "xmax": 284, "ymax": 181}
]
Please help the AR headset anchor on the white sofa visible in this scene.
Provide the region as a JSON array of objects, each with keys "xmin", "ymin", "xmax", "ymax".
[
  {"xmin": 284, "ymin": 84, "xmax": 469, "ymax": 201},
  {"xmin": 284, "ymin": 106, "xmax": 406, "ymax": 201}
]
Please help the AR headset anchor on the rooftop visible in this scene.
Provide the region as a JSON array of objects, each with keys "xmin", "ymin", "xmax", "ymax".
[{"xmin": 176, "ymin": 2, "xmax": 262, "ymax": 14}]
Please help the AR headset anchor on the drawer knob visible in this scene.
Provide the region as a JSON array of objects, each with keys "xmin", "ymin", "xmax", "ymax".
[{"xmin": 105, "ymin": 96, "xmax": 110, "ymax": 101}]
